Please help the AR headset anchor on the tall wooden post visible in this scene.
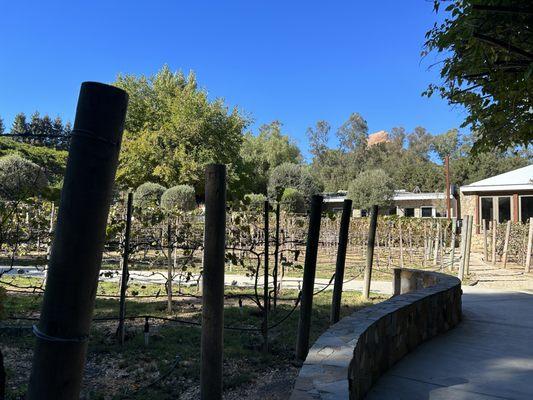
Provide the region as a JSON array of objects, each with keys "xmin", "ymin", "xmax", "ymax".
[
  {"xmin": 166, "ymin": 220, "xmax": 173, "ymax": 313},
  {"xmin": 398, "ymin": 219, "xmax": 404, "ymax": 268},
  {"xmin": 330, "ymin": 199, "xmax": 352, "ymax": 324},
  {"xmin": 458, "ymin": 215, "xmax": 469, "ymax": 281},
  {"xmin": 502, "ymin": 221, "xmax": 511, "ymax": 269},
  {"xmin": 273, "ymin": 203, "xmax": 280, "ymax": 310},
  {"xmin": 200, "ymin": 164, "xmax": 226, "ymax": 400},
  {"xmin": 363, "ymin": 205, "xmax": 379, "ymax": 300},
  {"xmin": 526, "ymin": 217, "xmax": 533, "ymax": 273},
  {"xmin": 465, "ymin": 215, "xmax": 473, "ymax": 275},
  {"xmin": 449, "ymin": 218, "xmax": 456, "ymax": 271},
  {"xmin": 117, "ymin": 192, "xmax": 133, "ymax": 345},
  {"xmin": 28, "ymin": 82, "xmax": 128, "ymax": 400},
  {"xmin": 445, "ymin": 155, "xmax": 451, "ymax": 220},
  {"xmin": 482, "ymin": 219, "xmax": 488, "ymax": 262},
  {"xmin": 262, "ymin": 200, "xmax": 269, "ymax": 353},
  {"xmin": 295, "ymin": 195, "xmax": 323, "ymax": 362},
  {"xmin": 492, "ymin": 220, "xmax": 497, "ymax": 266}
]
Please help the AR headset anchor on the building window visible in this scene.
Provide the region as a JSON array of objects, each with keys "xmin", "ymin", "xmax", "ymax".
[
  {"xmin": 361, "ymin": 209, "xmax": 368, "ymax": 217},
  {"xmin": 498, "ymin": 197, "xmax": 511, "ymax": 222},
  {"xmin": 404, "ymin": 208, "xmax": 414, "ymax": 217},
  {"xmin": 421, "ymin": 207, "xmax": 432, "ymax": 217},
  {"xmin": 481, "ymin": 197, "xmax": 493, "ymax": 222},
  {"xmin": 479, "ymin": 196, "xmax": 513, "ymax": 223},
  {"xmin": 520, "ymin": 196, "xmax": 533, "ymax": 223}
]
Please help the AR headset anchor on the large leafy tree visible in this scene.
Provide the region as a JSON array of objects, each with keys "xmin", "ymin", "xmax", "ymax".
[
  {"xmin": 424, "ymin": 1, "xmax": 533, "ymax": 151},
  {"xmin": 347, "ymin": 169, "xmax": 395, "ymax": 211},
  {"xmin": 239, "ymin": 121, "xmax": 301, "ymax": 195},
  {"xmin": 114, "ymin": 66, "xmax": 250, "ymax": 194}
]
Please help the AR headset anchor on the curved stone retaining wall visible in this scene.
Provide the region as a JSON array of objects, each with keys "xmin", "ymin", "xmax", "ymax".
[{"xmin": 290, "ymin": 268, "xmax": 461, "ymax": 400}]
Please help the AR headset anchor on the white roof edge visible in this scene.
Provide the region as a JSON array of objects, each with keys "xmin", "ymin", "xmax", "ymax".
[{"xmin": 461, "ymin": 184, "xmax": 533, "ymax": 193}]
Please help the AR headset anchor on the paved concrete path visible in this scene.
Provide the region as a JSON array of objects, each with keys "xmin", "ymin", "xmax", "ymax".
[{"xmin": 366, "ymin": 287, "xmax": 533, "ymax": 400}]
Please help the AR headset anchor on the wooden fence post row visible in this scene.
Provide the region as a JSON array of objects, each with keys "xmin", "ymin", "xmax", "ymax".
[
  {"xmin": 200, "ymin": 164, "xmax": 226, "ymax": 400},
  {"xmin": 28, "ymin": 82, "xmax": 128, "ymax": 400},
  {"xmin": 295, "ymin": 195, "xmax": 323, "ymax": 362}
]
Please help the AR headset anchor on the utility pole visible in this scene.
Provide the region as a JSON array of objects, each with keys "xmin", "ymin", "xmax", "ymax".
[
  {"xmin": 445, "ymin": 155, "xmax": 451, "ymax": 220},
  {"xmin": 28, "ymin": 82, "xmax": 128, "ymax": 400}
]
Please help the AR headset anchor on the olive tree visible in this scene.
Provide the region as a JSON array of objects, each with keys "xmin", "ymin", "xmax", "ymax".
[
  {"xmin": 347, "ymin": 169, "xmax": 395, "ymax": 211},
  {"xmin": 0, "ymin": 154, "xmax": 47, "ymax": 201},
  {"xmin": 161, "ymin": 185, "xmax": 196, "ymax": 213}
]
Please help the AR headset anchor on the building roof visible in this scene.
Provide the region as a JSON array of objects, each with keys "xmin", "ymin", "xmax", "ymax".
[
  {"xmin": 323, "ymin": 190, "xmax": 451, "ymax": 203},
  {"xmin": 460, "ymin": 164, "xmax": 533, "ymax": 193}
]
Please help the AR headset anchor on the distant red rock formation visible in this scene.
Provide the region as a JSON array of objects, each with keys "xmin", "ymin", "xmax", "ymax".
[{"xmin": 367, "ymin": 130, "xmax": 390, "ymax": 146}]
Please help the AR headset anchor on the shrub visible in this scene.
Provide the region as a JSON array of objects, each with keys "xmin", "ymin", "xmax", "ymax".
[
  {"xmin": 0, "ymin": 154, "xmax": 48, "ymax": 200},
  {"xmin": 161, "ymin": 185, "xmax": 196, "ymax": 212},
  {"xmin": 134, "ymin": 182, "xmax": 166, "ymax": 209},
  {"xmin": 347, "ymin": 169, "xmax": 395, "ymax": 211},
  {"xmin": 281, "ymin": 188, "xmax": 305, "ymax": 213},
  {"xmin": 243, "ymin": 193, "xmax": 267, "ymax": 211},
  {"xmin": 268, "ymin": 162, "xmax": 322, "ymax": 201}
]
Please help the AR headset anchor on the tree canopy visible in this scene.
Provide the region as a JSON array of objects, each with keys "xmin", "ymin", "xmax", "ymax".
[
  {"xmin": 0, "ymin": 154, "xmax": 48, "ymax": 201},
  {"xmin": 114, "ymin": 66, "xmax": 250, "ymax": 193},
  {"xmin": 424, "ymin": 1, "xmax": 533, "ymax": 151},
  {"xmin": 347, "ymin": 169, "xmax": 395, "ymax": 211}
]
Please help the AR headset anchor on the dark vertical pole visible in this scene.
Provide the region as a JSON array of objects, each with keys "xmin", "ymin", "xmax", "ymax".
[
  {"xmin": 117, "ymin": 192, "xmax": 133, "ymax": 345},
  {"xmin": 200, "ymin": 164, "xmax": 226, "ymax": 400},
  {"xmin": 330, "ymin": 199, "xmax": 352, "ymax": 324},
  {"xmin": 295, "ymin": 195, "xmax": 323, "ymax": 362},
  {"xmin": 166, "ymin": 220, "xmax": 173, "ymax": 313},
  {"xmin": 363, "ymin": 205, "xmax": 378, "ymax": 300},
  {"xmin": 263, "ymin": 200, "xmax": 269, "ymax": 353},
  {"xmin": 273, "ymin": 203, "xmax": 280, "ymax": 310},
  {"xmin": 445, "ymin": 155, "xmax": 451, "ymax": 220},
  {"xmin": 28, "ymin": 82, "xmax": 128, "ymax": 400}
]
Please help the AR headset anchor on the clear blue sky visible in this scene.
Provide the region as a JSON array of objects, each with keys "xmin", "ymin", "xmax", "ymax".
[{"xmin": 0, "ymin": 1, "xmax": 465, "ymax": 160}]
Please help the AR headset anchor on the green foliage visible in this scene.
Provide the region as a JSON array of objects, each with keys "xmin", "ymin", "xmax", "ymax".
[
  {"xmin": 243, "ymin": 193, "xmax": 267, "ymax": 211},
  {"xmin": 0, "ymin": 154, "xmax": 48, "ymax": 200},
  {"xmin": 347, "ymin": 169, "xmax": 395, "ymax": 210},
  {"xmin": 114, "ymin": 66, "xmax": 250, "ymax": 192},
  {"xmin": 281, "ymin": 188, "xmax": 305, "ymax": 213},
  {"xmin": 161, "ymin": 185, "xmax": 196, "ymax": 212},
  {"xmin": 424, "ymin": 1, "xmax": 532, "ymax": 151},
  {"xmin": 0, "ymin": 136, "xmax": 67, "ymax": 185},
  {"xmin": 239, "ymin": 121, "xmax": 301, "ymax": 195},
  {"xmin": 268, "ymin": 162, "xmax": 322, "ymax": 201},
  {"xmin": 134, "ymin": 182, "xmax": 166, "ymax": 209}
]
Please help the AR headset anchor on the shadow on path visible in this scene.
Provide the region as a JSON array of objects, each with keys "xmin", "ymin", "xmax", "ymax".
[{"xmin": 366, "ymin": 288, "xmax": 533, "ymax": 400}]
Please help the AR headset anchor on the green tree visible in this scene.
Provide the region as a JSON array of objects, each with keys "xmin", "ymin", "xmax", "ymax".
[
  {"xmin": 240, "ymin": 121, "xmax": 302, "ymax": 195},
  {"xmin": 281, "ymin": 188, "xmax": 305, "ymax": 213},
  {"xmin": 407, "ymin": 126, "xmax": 432, "ymax": 159},
  {"xmin": 424, "ymin": 1, "xmax": 532, "ymax": 151},
  {"xmin": 115, "ymin": 66, "xmax": 249, "ymax": 192},
  {"xmin": 347, "ymin": 169, "xmax": 395, "ymax": 211},
  {"xmin": 161, "ymin": 185, "xmax": 196, "ymax": 212},
  {"xmin": 431, "ymin": 129, "xmax": 459, "ymax": 161},
  {"xmin": 0, "ymin": 154, "xmax": 48, "ymax": 200},
  {"xmin": 11, "ymin": 113, "xmax": 28, "ymax": 136},
  {"xmin": 336, "ymin": 113, "xmax": 368, "ymax": 151},
  {"xmin": 0, "ymin": 117, "xmax": 4, "ymax": 135},
  {"xmin": 268, "ymin": 162, "xmax": 322, "ymax": 201},
  {"xmin": 133, "ymin": 182, "xmax": 167, "ymax": 209},
  {"xmin": 306, "ymin": 120, "xmax": 330, "ymax": 158}
]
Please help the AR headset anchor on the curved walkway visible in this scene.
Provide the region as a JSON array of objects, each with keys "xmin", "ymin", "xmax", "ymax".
[{"xmin": 366, "ymin": 286, "xmax": 533, "ymax": 400}]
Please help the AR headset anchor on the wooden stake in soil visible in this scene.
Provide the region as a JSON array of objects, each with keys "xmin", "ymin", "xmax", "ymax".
[
  {"xmin": 398, "ymin": 219, "xmax": 404, "ymax": 268},
  {"xmin": 449, "ymin": 218, "xmax": 456, "ymax": 271},
  {"xmin": 526, "ymin": 217, "xmax": 533, "ymax": 273},
  {"xmin": 273, "ymin": 203, "xmax": 280, "ymax": 310},
  {"xmin": 166, "ymin": 220, "xmax": 173, "ymax": 313},
  {"xmin": 117, "ymin": 192, "xmax": 133, "ymax": 345},
  {"xmin": 28, "ymin": 82, "xmax": 128, "ymax": 400},
  {"xmin": 330, "ymin": 199, "xmax": 352, "ymax": 324},
  {"xmin": 363, "ymin": 205, "xmax": 378, "ymax": 300},
  {"xmin": 465, "ymin": 214, "xmax": 473, "ymax": 276},
  {"xmin": 492, "ymin": 220, "xmax": 498, "ymax": 266},
  {"xmin": 263, "ymin": 200, "xmax": 269, "ymax": 353},
  {"xmin": 482, "ymin": 219, "xmax": 488, "ymax": 262},
  {"xmin": 295, "ymin": 195, "xmax": 323, "ymax": 362},
  {"xmin": 200, "ymin": 164, "xmax": 226, "ymax": 400},
  {"xmin": 502, "ymin": 221, "xmax": 511, "ymax": 269}
]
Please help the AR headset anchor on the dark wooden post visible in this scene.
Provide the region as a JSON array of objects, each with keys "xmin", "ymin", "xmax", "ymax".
[
  {"xmin": 295, "ymin": 195, "xmax": 323, "ymax": 362},
  {"xmin": 273, "ymin": 203, "xmax": 280, "ymax": 310},
  {"xmin": 166, "ymin": 220, "xmax": 173, "ymax": 313},
  {"xmin": 28, "ymin": 82, "xmax": 128, "ymax": 400},
  {"xmin": 363, "ymin": 205, "xmax": 378, "ymax": 300},
  {"xmin": 117, "ymin": 192, "xmax": 133, "ymax": 345},
  {"xmin": 200, "ymin": 164, "xmax": 226, "ymax": 400},
  {"xmin": 330, "ymin": 199, "xmax": 352, "ymax": 324},
  {"xmin": 263, "ymin": 200, "xmax": 269, "ymax": 353}
]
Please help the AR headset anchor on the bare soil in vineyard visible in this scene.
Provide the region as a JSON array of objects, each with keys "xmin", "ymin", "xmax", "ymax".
[{"xmin": 0, "ymin": 281, "xmax": 385, "ymax": 400}]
